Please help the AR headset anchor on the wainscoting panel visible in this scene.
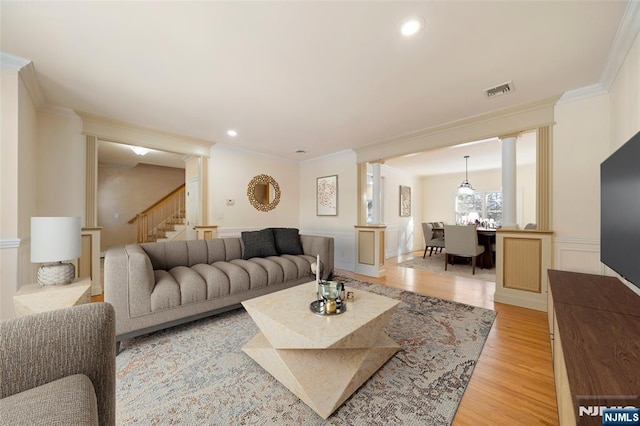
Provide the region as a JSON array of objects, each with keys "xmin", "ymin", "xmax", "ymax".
[
  {"xmin": 553, "ymin": 237, "xmax": 603, "ymax": 275},
  {"xmin": 503, "ymin": 237, "xmax": 542, "ymax": 293}
]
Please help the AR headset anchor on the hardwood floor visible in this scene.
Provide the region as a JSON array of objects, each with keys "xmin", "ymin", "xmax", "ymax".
[
  {"xmin": 337, "ymin": 251, "xmax": 559, "ymax": 426},
  {"xmin": 93, "ymin": 251, "xmax": 558, "ymax": 424}
]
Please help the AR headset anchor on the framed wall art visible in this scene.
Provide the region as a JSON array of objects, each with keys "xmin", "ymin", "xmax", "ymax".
[
  {"xmin": 399, "ymin": 185, "xmax": 411, "ymax": 217},
  {"xmin": 317, "ymin": 175, "xmax": 338, "ymax": 216}
]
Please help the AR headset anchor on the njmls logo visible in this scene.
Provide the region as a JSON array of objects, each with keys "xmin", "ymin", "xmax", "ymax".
[
  {"xmin": 579, "ymin": 406, "xmax": 638, "ymax": 417},
  {"xmin": 602, "ymin": 408, "xmax": 640, "ymax": 426},
  {"xmin": 578, "ymin": 406, "xmax": 640, "ymax": 425}
]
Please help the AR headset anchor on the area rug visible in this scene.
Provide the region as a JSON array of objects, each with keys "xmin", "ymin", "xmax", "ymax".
[
  {"xmin": 116, "ymin": 277, "xmax": 496, "ymax": 425},
  {"xmin": 398, "ymin": 252, "xmax": 496, "ymax": 282}
]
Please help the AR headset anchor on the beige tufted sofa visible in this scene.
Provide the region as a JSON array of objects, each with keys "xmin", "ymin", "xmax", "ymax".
[{"xmin": 105, "ymin": 231, "xmax": 334, "ymax": 351}]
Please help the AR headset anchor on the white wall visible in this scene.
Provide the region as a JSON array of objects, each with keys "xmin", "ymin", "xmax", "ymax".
[
  {"xmin": 207, "ymin": 145, "xmax": 300, "ymax": 235},
  {"xmin": 381, "ymin": 164, "xmax": 423, "ymax": 257},
  {"xmin": 299, "ymin": 151, "xmax": 358, "ymax": 271}
]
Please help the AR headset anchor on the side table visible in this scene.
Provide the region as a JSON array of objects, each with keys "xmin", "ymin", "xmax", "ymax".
[{"xmin": 13, "ymin": 277, "xmax": 92, "ymax": 317}]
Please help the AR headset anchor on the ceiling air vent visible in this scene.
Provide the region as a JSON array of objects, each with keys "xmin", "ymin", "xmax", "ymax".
[{"xmin": 484, "ymin": 81, "xmax": 514, "ymax": 99}]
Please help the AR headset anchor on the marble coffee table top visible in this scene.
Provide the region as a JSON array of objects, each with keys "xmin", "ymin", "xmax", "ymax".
[{"xmin": 242, "ymin": 281, "xmax": 399, "ymax": 349}]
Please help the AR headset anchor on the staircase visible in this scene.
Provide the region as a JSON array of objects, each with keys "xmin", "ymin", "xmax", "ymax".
[{"xmin": 129, "ymin": 185, "xmax": 187, "ymax": 243}]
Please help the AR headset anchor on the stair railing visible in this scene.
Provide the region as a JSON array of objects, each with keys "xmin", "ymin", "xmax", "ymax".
[{"xmin": 129, "ymin": 184, "xmax": 186, "ymax": 243}]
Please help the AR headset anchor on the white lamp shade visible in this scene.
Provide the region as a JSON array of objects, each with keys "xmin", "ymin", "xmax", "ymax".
[{"xmin": 31, "ymin": 217, "xmax": 82, "ymax": 263}]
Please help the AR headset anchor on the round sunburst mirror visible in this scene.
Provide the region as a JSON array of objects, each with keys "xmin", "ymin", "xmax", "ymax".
[{"xmin": 247, "ymin": 174, "xmax": 281, "ymax": 212}]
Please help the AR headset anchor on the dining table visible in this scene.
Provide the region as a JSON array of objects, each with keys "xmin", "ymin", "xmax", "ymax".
[{"xmin": 432, "ymin": 226, "xmax": 497, "ymax": 269}]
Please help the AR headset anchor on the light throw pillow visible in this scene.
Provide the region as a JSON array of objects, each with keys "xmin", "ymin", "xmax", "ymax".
[
  {"xmin": 241, "ymin": 229, "xmax": 278, "ymax": 259},
  {"xmin": 271, "ymin": 228, "xmax": 304, "ymax": 255}
]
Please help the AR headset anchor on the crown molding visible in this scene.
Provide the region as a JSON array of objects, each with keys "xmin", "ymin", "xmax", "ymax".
[
  {"xmin": 19, "ymin": 62, "xmax": 46, "ymax": 109},
  {"xmin": 0, "ymin": 51, "xmax": 30, "ymax": 71},
  {"xmin": 77, "ymin": 111, "xmax": 214, "ymax": 158},
  {"xmin": 599, "ymin": 1, "xmax": 640, "ymax": 91},
  {"xmin": 557, "ymin": 3, "xmax": 639, "ymax": 105},
  {"xmin": 40, "ymin": 104, "xmax": 81, "ymax": 119},
  {"xmin": 1, "ymin": 53, "xmax": 46, "ymax": 109},
  {"xmin": 212, "ymin": 143, "xmax": 301, "ymax": 164},
  {"xmin": 556, "ymin": 83, "xmax": 608, "ymax": 105},
  {"xmin": 354, "ymin": 95, "xmax": 560, "ymax": 164},
  {"xmin": 300, "ymin": 149, "xmax": 355, "ymax": 164}
]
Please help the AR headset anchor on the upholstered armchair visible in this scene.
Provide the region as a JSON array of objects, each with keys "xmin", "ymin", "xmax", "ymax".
[
  {"xmin": 0, "ymin": 303, "xmax": 116, "ymax": 426},
  {"xmin": 444, "ymin": 225, "xmax": 485, "ymax": 274},
  {"xmin": 422, "ymin": 222, "xmax": 445, "ymax": 258}
]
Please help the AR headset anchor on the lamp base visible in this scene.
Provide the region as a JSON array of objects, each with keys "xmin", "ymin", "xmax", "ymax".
[{"xmin": 37, "ymin": 262, "xmax": 76, "ymax": 286}]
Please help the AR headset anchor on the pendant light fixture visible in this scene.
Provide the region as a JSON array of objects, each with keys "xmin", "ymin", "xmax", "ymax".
[{"xmin": 458, "ymin": 155, "xmax": 475, "ymax": 195}]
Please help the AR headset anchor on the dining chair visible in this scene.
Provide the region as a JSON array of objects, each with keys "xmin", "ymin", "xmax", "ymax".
[
  {"xmin": 444, "ymin": 225, "xmax": 485, "ymax": 274},
  {"xmin": 421, "ymin": 222, "xmax": 445, "ymax": 258}
]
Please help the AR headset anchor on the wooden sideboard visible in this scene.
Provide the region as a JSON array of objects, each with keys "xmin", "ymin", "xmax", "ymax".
[{"xmin": 547, "ymin": 270, "xmax": 640, "ymax": 425}]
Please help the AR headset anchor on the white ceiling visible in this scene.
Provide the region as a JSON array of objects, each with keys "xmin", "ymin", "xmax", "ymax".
[
  {"xmin": 385, "ymin": 131, "xmax": 536, "ymax": 177},
  {"xmin": 0, "ymin": 1, "xmax": 632, "ymax": 173},
  {"xmin": 98, "ymin": 140, "xmax": 186, "ymax": 170}
]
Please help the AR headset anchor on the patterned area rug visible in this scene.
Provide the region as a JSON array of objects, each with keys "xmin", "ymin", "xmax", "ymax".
[
  {"xmin": 116, "ymin": 277, "xmax": 496, "ymax": 425},
  {"xmin": 398, "ymin": 252, "xmax": 496, "ymax": 282}
]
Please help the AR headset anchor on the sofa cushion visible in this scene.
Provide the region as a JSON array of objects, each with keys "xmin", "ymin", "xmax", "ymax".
[
  {"xmin": 270, "ymin": 228, "xmax": 304, "ymax": 255},
  {"xmin": 241, "ymin": 229, "xmax": 278, "ymax": 259},
  {"xmin": 0, "ymin": 374, "xmax": 98, "ymax": 426}
]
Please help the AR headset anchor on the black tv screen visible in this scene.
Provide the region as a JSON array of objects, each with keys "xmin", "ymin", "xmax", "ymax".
[{"xmin": 601, "ymin": 129, "xmax": 640, "ymax": 290}]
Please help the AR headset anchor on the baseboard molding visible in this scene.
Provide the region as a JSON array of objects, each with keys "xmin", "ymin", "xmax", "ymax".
[{"xmin": 494, "ymin": 293, "xmax": 547, "ymax": 312}]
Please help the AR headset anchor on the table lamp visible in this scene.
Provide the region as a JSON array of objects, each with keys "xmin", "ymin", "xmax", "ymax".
[{"xmin": 31, "ymin": 216, "xmax": 81, "ymax": 286}]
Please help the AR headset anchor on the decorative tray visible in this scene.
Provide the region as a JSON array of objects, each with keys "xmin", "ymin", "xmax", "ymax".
[{"xmin": 309, "ymin": 300, "xmax": 347, "ymax": 316}]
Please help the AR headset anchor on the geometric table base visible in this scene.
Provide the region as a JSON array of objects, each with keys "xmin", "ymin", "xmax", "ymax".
[
  {"xmin": 241, "ymin": 282, "xmax": 401, "ymax": 419},
  {"xmin": 242, "ymin": 332, "xmax": 400, "ymax": 419}
]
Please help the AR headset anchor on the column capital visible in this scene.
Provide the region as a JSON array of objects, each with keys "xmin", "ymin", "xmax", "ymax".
[
  {"xmin": 499, "ymin": 132, "xmax": 520, "ymax": 141},
  {"xmin": 369, "ymin": 159, "xmax": 386, "ymax": 165}
]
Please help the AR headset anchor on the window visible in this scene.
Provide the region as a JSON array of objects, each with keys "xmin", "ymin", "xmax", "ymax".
[{"xmin": 455, "ymin": 191, "xmax": 502, "ymax": 227}]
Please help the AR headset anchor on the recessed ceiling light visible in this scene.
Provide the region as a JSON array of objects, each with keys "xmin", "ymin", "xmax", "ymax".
[
  {"xmin": 130, "ymin": 146, "xmax": 150, "ymax": 156},
  {"xmin": 400, "ymin": 17, "xmax": 425, "ymax": 37},
  {"xmin": 294, "ymin": 149, "xmax": 307, "ymax": 154},
  {"xmin": 227, "ymin": 130, "xmax": 238, "ymax": 137}
]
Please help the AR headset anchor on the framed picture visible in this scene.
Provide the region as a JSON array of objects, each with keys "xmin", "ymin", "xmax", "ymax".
[
  {"xmin": 317, "ymin": 175, "xmax": 338, "ymax": 216},
  {"xmin": 399, "ymin": 185, "xmax": 411, "ymax": 217}
]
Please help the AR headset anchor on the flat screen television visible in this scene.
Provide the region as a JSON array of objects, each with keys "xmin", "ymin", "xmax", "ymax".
[{"xmin": 601, "ymin": 129, "xmax": 640, "ymax": 291}]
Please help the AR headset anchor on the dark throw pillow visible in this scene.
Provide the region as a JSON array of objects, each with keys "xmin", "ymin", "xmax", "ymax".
[
  {"xmin": 241, "ymin": 229, "xmax": 278, "ymax": 259},
  {"xmin": 271, "ymin": 227, "xmax": 304, "ymax": 255}
]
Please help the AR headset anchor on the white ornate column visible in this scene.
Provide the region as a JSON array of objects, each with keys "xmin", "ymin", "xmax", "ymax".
[
  {"xmin": 500, "ymin": 134, "xmax": 518, "ymax": 229},
  {"xmin": 371, "ymin": 161, "xmax": 383, "ymax": 224}
]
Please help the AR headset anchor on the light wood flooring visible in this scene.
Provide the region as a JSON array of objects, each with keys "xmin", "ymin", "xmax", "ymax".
[
  {"xmin": 94, "ymin": 251, "xmax": 559, "ymax": 425},
  {"xmin": 338, "ymin": 251, "xmax": 559, "ymax": 426}
]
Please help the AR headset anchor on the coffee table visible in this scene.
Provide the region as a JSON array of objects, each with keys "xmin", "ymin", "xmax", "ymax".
[{"xmin": 241, "ymin": 281, "xmax": 400, "ymax": 419}]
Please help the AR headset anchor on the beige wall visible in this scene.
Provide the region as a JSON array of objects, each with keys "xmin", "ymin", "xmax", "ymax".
[
  {"xmin": 207, "ymin": 145, "xmax": 300, "ymax": 235},
  {"xmin": 552, "ymin": 31, "xmax": 640, "ymax": 278},
  {"xmin": 609, "ymin": 31, "xmax": 640, "ymax": 149},
  {"xmin": 381, "ymin": 165, "xmax": 423, "ymax": 257},
  {"xmin": 299, "ymin": 151, "xmax": 358, "ymax": 270},
  {"xmin": 98, "ymin": 163, "xmax": 185, "ymax": 251},
  {"xmin": 421, "ymin": 163, "xmax": 536, "ymax": 230},
  {"xmin": 1, "ymin": 64, "xmax": 39, "ymax": 319},
  {"xmin": 36, "ymin": 108, "xmax": 85, "ymax": 218}
]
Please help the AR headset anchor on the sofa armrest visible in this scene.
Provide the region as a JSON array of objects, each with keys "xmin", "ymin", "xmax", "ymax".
[
  {"xmin": 104, "ymin": 244, "xmax": 155, "ymax": 324},
  {"xmin": 300, "ymin": 235, "xmax": 334, "ymax": 279},
  {"xmin": 0, "ymin": 303, "xmax": 116, "ymax": 426}
]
